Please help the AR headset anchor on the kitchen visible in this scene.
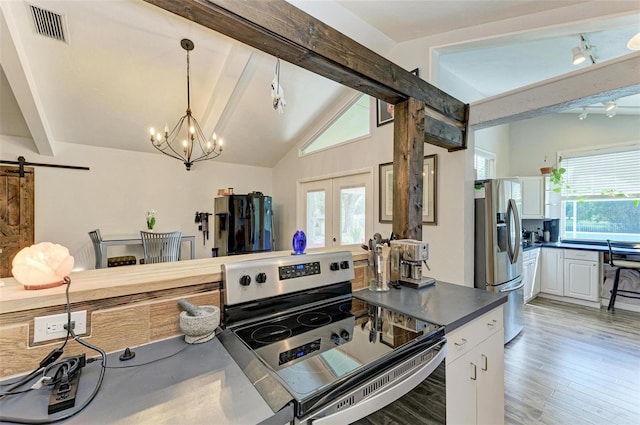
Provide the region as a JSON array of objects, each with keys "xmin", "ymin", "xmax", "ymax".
[{"xmin": 1, "ymin": 0, "xmax": 640, "ymax": 424}]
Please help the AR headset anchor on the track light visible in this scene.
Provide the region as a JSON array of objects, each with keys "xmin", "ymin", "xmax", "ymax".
[
  {"xmin": 604, "ymin": 100, "xmax": 617, "ymax": 118},
  {"xmin": 571, "ymin": 34, "xmax": 595, "ymax": 65},
  {"xmin": 628, "ymin": 32, "xmax": 640, "ymax": 50},
  {"xmin": 572, "ymin": 47, "xmax": 586, "ymax": 65},
  {"xmin": 578, "ymin": 107, "xmax": 588, "ymax": 120}
]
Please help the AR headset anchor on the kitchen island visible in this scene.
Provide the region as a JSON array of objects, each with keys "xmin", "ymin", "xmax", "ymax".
[{"xmin": 1, "ymin": 279, "xmax": 506, "ymax": 424}]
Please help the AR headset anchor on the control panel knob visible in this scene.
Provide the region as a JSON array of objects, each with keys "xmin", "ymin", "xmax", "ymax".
[
  {"xmin": 239, "ymin": 275, "xmax": 251, "ymax": 286},
  {"xmin": 330, "ymin": 333, "xmax": 341, "ymax": 345},
  {"xmin": 340, "ymin": 330, "xmax": 351, "ymax": 341},
  {"xmin": 340, "ymin": 261, "xmax": 350, "ymax": 270},
  {"xmin": 256, "ymin": 272, "xmax": 267, "ymax": 284},
  {"xmin": 330, "ymin": 262, "xmax": 340, "ymax": 271}
]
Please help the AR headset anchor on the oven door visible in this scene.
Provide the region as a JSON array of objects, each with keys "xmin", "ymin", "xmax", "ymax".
[{"xmin": 299, "ymin": 338, "xmax": 447, "ymax": 425}]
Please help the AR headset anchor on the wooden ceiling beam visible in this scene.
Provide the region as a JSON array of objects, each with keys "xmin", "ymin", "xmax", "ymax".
[{"xmin": 143, "ymin": 0, "xmax": 468, "ymax": 150}]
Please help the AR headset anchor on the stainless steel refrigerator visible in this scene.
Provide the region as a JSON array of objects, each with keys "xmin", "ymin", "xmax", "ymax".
[{"xmin": 474, "ymin": 178, "xmax": 524, "ymax": 344}]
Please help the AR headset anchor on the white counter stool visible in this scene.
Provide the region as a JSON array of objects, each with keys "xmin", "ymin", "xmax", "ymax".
[
  {"xmin": 606, "ymin": 240, "xmax": 640, "ymax": 310},
  {"xmin": 141, "ymin": 230, "xmax": 183, "ymax": 264}
]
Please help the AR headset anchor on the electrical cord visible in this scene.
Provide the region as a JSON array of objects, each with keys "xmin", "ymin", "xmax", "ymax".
[
  {"xmin": 96, "ymin": 329, "xmax": 215, "ymax": 369},
  {"xmin": 0, "ymin": 277, "xmax": 107, "ymax": 425}
]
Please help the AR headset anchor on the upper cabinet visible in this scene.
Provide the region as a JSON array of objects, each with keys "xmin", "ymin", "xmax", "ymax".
[
  {"xmin": 520, "ymin": 176, "xmax": 561, "ymax": 219},
  {"xmin": 520, "ymin": 177, "xmax": 544, "ymax": 219}
]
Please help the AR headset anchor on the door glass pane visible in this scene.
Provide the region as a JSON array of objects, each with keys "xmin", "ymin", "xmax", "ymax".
[
  {"xmin": 339, "ymin": 187, "xmax": 365, "ymax": 245},
  {"xmin": 307, "ymin": 191, "xmax": 325, "ymax": 248}
]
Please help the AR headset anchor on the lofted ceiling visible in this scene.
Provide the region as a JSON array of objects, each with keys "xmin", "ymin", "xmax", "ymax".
[{"xmin": 1, "ymin": 1, "xmax": 639, "ymax": 169}]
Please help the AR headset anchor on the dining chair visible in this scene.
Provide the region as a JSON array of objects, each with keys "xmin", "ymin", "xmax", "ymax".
[
  {"xmin": 140, "ymin": 230, "xmax": 183, "ymax": 264},
  {"xmin": 88, "ymin": 229, "xmax": 104, "ymax": 269},
  {"xmin": 606, "ymin": 240, "xmax": 640, "ymax": 310}
]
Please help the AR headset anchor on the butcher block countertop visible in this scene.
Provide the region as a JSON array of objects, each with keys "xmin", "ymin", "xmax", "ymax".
[{"xmin": 0, "ymin": 247, "xmax": 367, "ymax": 314}]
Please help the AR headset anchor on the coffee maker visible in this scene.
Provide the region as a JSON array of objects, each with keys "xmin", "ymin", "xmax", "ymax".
[
  {"xmin": 390, "ymin": 239, "xmax": 435, "ymax": 289},
  {"xmin": 543, "ymin": 218, "xmax": 560, "ymax": 242}
]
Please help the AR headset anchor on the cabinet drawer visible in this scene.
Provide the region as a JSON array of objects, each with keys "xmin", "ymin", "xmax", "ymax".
[
  {"xmin": 564, "ymin": 249, "xmax": 599, "ymax": 262},
  {"xmin": 446, "ymin": 307, "xmax": 503, "ymax": 364}
]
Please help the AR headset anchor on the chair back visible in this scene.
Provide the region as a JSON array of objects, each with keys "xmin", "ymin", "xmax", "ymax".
[
  {"xmin": 140, "ymin": 230, "xmax": 183, "ymax": 264},
  {"xmin": 88, "ymin": 229, "xmax": 104, "ymax": 269},
  {"xmin": 607, "ymin": 239, "xmax": 640, "ymax": 267}
]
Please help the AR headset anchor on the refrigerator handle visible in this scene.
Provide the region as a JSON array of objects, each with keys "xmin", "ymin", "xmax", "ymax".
[{"xmin": 506, "ymin": 199, "xmax": 521, "ymax": 264}]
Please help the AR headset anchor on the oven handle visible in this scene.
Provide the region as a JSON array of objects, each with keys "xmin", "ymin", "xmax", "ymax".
[{"xmin": 308, "ymin": 340, "xmax": 447, "ymax": 425}]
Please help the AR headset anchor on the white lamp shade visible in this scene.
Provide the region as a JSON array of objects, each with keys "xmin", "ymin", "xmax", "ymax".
[
  {"xmin": 628, "ymin": 32, "xmax": 640, "ymax": 51},
  {"xmin": 12, "ymin": 242, "xmax": 74, "ymax": 290},
  {"xmin": 572, "ymin": 47, "xmax": 586, "ymax": 65}
]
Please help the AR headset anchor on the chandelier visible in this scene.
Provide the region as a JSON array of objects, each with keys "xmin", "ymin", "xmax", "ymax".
[{"xmin": 149, "ymin": 39, "xmax": 222, "ymax": 171}]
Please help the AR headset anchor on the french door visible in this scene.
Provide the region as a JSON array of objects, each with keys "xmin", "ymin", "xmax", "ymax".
[{"xmin": 300, "ymin": 172, "xmax": 372, "ymax": 248}]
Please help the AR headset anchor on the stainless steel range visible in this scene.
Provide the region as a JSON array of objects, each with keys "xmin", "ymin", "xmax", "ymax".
[{"xmin": 218, "ymin": 251, "xmax": 447, "ymax": 424}]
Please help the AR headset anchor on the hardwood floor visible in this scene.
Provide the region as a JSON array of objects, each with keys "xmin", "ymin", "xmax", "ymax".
[{"xmin": 505, "ymin": 297, "xmax": 640, "ymax": 425}]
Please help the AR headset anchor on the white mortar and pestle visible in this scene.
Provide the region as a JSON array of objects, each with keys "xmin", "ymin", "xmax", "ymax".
[{"xmin": 177, "ymin": 298, "xmax": 220, "ymax": 344}]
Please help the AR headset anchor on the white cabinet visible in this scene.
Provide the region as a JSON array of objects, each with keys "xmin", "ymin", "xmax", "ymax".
[
  {"xmin": 563, "ymin": 250, "xmax": 601, "ymax": 301},
  {"xmin": 523, "ymin": 248, "xmax": 541, "ymax": 302},
  {"xmin": 520, "ymin": 177, "xmax": 544, "ymax": 219},
  {"xmin": 540, "ymin": 248, "xmax": 601, "ymax": 303},
  {"xmin": 520, "ymin": 176, "xmax": 561, "ymax": 219},
  {"xmin": 446, "ymin": 307, "xmax": 504, "ymax": 425},
  {"xmin": 544, "ymin": 177, "xmax": 561, "ymax": 219},
  {"xmin": 540, "ymin": 248, "xmax": 563, "ymax": 296}
]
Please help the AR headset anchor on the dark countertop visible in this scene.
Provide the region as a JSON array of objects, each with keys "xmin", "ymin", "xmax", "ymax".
[
  {"xmin": 354, "ymin": 281, "xmax": 507, "ymax": 333},
  {"xmin": 0, "ymin": 336, "xmax": 293, "ymax": 425},
  {"xmin": 528, "ymin": 241, "xmax": 639, "ymax": 255}
]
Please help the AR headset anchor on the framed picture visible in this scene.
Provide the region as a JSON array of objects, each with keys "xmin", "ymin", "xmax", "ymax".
[
  {"xmin": 378, "ymin": 154, "xmax": 437, "ymax": 224},
  {"xmin": 376, "ymin": 68, "xmax": 419, "ymax": 127}
]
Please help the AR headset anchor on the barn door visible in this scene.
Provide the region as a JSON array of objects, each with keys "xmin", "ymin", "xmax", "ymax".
[{"xmin": 0, "ymin": 166, "xmax": 35, "ymax": 277}]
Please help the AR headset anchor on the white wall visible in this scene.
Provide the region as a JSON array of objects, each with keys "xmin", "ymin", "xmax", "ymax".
[
  {"xmin": 509, "ymin": 114, "xmax": 640, "ymax": 176},
  {"xmin": 2, "ymin": 136, "xmax": 272, "ymax": 270},
  {"xmin": 475, "ymin": 124, "xmax": 512, "ymax": 178}
]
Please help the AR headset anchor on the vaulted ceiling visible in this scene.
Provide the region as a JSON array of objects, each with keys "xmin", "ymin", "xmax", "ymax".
[{"xmin": 1, "ymin": 1, "xmax": 638, "ymax": 168}]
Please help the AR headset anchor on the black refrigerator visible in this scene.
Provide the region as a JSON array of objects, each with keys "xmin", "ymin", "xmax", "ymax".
[{"xmin": 214, "ymin": 193, "xmax": 274, "ymax": 256}]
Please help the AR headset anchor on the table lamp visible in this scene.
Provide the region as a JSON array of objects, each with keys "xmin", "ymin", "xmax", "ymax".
[{"xmin": 11, "ymin": 242, "xmax": 74, "ymax": 290}]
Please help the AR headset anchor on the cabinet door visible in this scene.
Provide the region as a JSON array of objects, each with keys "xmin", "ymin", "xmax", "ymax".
[
  {"xmin": 564, "ymin": 259, "xmax": 599, "ymax": 301},
  {"xmin": 541, "ymin": 248, "xmax": 563, "ymax": 295},
  {"xmin": 476, "ymin": 331, "xmax": 505, "ymax": 425},
  {"xmin": 544, "ymin": 177, "xmax": 561, "ymax": 219},
  {"xmin": 446, "ymin": 348, "xmax": 477, "ymax": 425},
  {"xmin": 523, "ymin": 259, "xmax": 533, "ymax": 302},
  {"xmin": 520, "ymin": 177, "xmax": 544, "ymax": 219},
  {"xmin": 532, "ymin": 249, "xmax": 541, "ymax": 297}
]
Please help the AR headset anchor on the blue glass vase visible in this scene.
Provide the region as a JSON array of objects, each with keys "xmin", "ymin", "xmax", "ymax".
[{"xmin": 292, "ymin": 230, "xmax": 306, "ymax": 255}]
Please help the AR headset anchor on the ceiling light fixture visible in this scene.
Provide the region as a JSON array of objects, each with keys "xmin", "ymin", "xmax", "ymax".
[
  {"xmin": 604, "ymin": 100, "xmax": 617, "ymax": 118},
  {"xmin": 149, "ymin": 39, "xmax": 222, "ymax": 171},
  {"xmin": 627, "ymin": 32, "xmax": 640, "ymax": 50},
  {"xmin": 571, "ymin": 34, "xmax": 595, "ymax": 66},
  {"xmin": 578, "ymin": 107, "xmax": 588, "ymax": 120}
]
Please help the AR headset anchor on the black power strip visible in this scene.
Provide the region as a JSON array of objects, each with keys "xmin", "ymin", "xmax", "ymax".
[{"xmin": 48, "ymin": 369, "xmax": 81, "ymax": 414}]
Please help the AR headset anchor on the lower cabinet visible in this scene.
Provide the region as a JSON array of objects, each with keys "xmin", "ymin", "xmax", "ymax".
[
  {"xmin": 540, "ymin": 248, "xmax": 601, "ymax": 303},
  {"xmin": 523, "ymin": 248, "xmax": 541, "ymax": 302},
  {"xmin": 563, "ymin": 250, "xmax": 600, "ymax": 301},
  {"xmin": 540, "ymin": 248, "xmax": 563, "ymax": 296},
  {"xmin": 446, "ymin": 307, "xmax": 505, "ymax": 425}
]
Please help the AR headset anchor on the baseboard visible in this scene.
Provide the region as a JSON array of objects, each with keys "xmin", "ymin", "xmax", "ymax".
[
  {"xmin": 600, "ymin": 298, "xmax": 640, "ymax": 313},
  {"xmin": 537, "ymin": 293, "xmax": 601, "ymax": 309}
]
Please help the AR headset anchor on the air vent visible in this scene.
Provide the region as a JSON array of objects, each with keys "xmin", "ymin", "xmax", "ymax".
[{"xmin": 29, "ymin": 4, "xmax": 67, "ymax": 43}]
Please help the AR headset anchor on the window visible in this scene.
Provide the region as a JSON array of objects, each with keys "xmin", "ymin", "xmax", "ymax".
[
  {"xmin": 301, "ymin": 95, "xmax": 370, "ymax": 155},
  {"xmin": 559, "ymin": 144, "xmax": 640, "ymax": 242},
  {"xmin": 474, "ymin": 148, "xmax": 496, "ymax": 180}
]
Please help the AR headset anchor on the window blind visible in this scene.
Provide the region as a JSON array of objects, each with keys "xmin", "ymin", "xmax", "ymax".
[
  {"xmin": 561, "ymin": 147, "xmax": 640, "ymax": 197},
  {"xmin": 475, "ymin": 149, "xmax": 495, "ymax": 180}
]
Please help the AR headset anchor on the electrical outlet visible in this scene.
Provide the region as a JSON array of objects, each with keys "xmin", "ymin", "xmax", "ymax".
[{"xmin": 34, "ymin": 311, "xmax": 87, "ymax": 343}]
